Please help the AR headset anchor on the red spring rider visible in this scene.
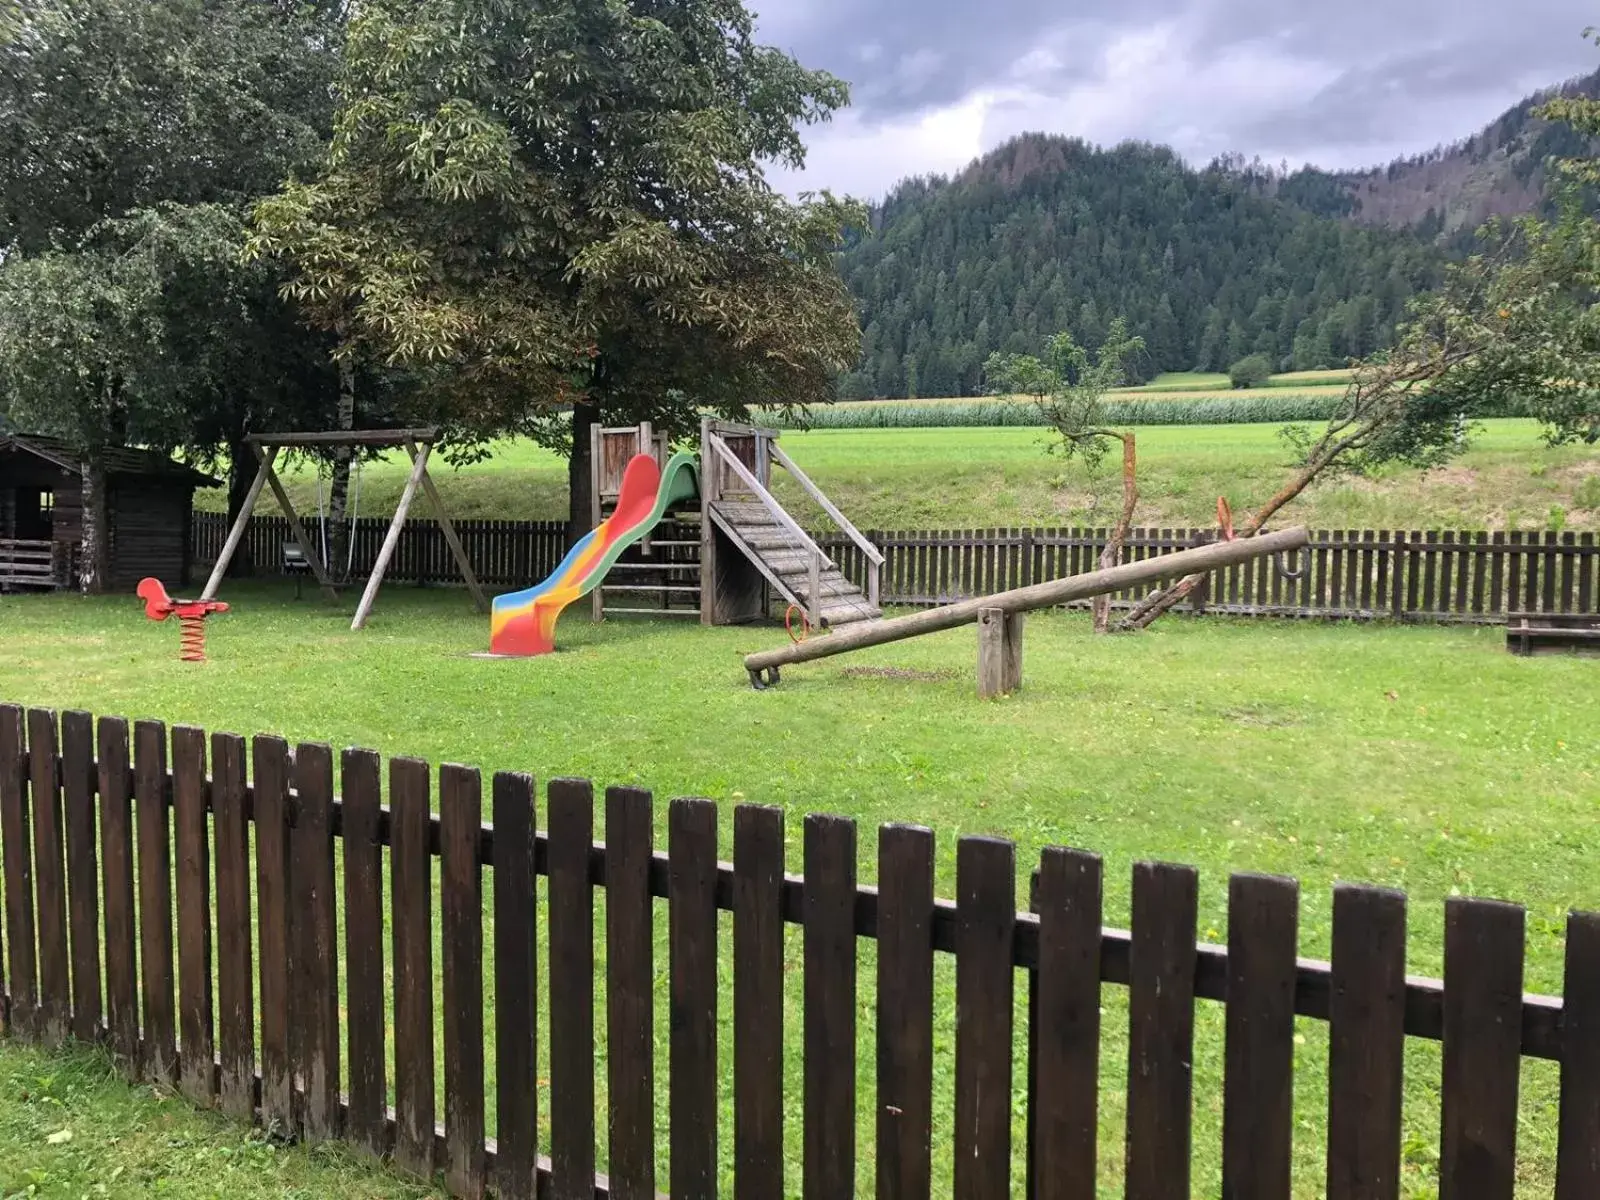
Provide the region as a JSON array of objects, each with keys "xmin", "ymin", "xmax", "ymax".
[{"xmin": 137, "ymin": 578, "xmax": 229, "ymax": 663}]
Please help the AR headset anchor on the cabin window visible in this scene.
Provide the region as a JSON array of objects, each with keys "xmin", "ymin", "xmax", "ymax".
[{"xmin": 39, "ymin": 491, "xmax": 53, "ymax": 516}]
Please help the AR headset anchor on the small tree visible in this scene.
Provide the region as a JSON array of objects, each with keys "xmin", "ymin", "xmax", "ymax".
[
  {"xmin": 985, "ymin": 320, "xmax": 1145, "ymax": 632},
  {"xmin": 1228, "ymin": 354, "xmax": 1273, "ymax": 389}
]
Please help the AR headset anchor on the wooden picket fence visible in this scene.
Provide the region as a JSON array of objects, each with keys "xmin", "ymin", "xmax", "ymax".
[
  {"xmin": 4, "ymin": 702, "xmax": 1599, "ymax": 1197},
  {"xmin": 192, "ymin": 512, "xmax": 1599, "ymax": 623}
]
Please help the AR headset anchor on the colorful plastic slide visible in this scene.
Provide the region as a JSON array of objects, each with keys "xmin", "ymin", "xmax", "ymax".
[{"xmin": 489, "ymin": 451, "xmax": 699, "ymax": 656}]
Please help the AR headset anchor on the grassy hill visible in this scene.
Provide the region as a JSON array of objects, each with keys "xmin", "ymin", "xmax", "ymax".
[{"xmin": 197, "ymin": 420, "xmax": 1600, "ymax": 533}]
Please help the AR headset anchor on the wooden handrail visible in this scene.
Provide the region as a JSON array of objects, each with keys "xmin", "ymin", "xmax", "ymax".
[
  {"xmin": 706, "ymin": 434, "xmax": 833, "ymax": 570},
  {"xmin": 769, "ymin": 441, "xmax": 885, "ymax": 567}
]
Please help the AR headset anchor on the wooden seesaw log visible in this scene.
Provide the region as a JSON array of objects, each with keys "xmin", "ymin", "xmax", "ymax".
[{"xmin": 742, "ymin": 525, "xmax": 1312, "ymax": 691}]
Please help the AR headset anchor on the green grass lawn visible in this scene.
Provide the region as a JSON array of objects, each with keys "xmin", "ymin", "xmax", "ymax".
[
  {"xmin": 194, "ymin": 420, "xmax": 1600, "ymax": 532},
  {"xmin": 0, "ymin": 589, "xmax": 1596, "ymax": 1195},
  {"xmin": 0, "ymin": 1040, "xmax": 446, "ymax": 1198}
]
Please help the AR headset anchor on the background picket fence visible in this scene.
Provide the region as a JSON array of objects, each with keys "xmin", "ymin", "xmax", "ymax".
[{"xmin": 194, "ymin": 512, "xmax": 1600, "ymax": 622}]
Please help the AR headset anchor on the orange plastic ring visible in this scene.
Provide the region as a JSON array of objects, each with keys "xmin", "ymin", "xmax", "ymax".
[{"xmin": 785, "ymin": 604, "xmax": 811, "ymax": 643}]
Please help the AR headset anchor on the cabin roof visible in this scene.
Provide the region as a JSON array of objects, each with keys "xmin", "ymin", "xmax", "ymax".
[{"xmin": 0, "ymin": 434, "xmax": 219, "ymax": 488}]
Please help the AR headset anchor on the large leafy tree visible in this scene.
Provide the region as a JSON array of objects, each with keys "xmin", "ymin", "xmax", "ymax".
[
  {"xmin": 248, "ymin": 0, "xmax": 865, "ymax": 536},
  {"xmin": 0, "ymin": 0, "xmax": 351, "ymax": 583}
]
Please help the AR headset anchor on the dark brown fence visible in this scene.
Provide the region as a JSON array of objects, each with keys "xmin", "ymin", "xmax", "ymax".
[
  {"xmin": 193, "ymin": 513, "xmax": 1599, "ymax": 623},
  {"xmin": 818, "ymin": 527, "xmax": 1600, "ymax": 623},
  {"xmin": 191, "ymin": 511, "xmax": 574, "ymax": 590},
  {"xmin": 3, "ymin": 702, "xmax": 1599, "ymax": 1197}
]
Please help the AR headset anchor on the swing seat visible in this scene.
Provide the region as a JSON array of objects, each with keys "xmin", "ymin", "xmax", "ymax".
[{"xmin": 282, "ymin": 541, "xmax": 310, "ymax": 599}]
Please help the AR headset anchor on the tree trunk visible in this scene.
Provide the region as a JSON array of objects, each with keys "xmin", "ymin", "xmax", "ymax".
[
  {"xmin": 326, "ymin": 355, "xmax": 357, "ymax": 582},
  {"xmin": 568, "ymin": 400, "xmax": 599, "ymax": 546},
  {"xmin": 1092, "ymin": 432, "xmax": 1138, "ymax": 633},
  {"xmin": 224, "ymin": 434, "xmax": 256, "ymax": 577},
  {"xmin": 79, "ymin": 458, "xmax": 111, "ymax": 595}
]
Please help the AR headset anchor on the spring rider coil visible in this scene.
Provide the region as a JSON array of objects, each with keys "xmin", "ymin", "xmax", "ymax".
[{"xmin": 137, "ymin": 578, "xmax": 229, "ymax": 663}]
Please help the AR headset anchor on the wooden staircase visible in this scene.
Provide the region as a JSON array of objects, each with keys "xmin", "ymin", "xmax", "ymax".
[
  {"xmin": 701, "ymin": 422, "xmax": 883, "ymax": 629},
  {"xmin": 707, "ymin": 501, "xmax": 879, "ymax": 626}
]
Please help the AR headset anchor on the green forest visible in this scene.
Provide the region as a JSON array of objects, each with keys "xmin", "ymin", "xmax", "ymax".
[{"xmin": 837, "ymin": 136, "xmax": 1446, "ymax": 398}]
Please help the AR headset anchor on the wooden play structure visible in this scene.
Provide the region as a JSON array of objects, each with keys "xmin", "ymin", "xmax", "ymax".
[
  {"xmin": 585, "ymin": 420, "xmax": 883, "ymax": 631},
  {"xmin": 200, "ymin": 428, "xmax": 487, "ymax": 629},
  {"xmin": 742, "ymin": 526, "xmax": 1313, "ymax": 692}
]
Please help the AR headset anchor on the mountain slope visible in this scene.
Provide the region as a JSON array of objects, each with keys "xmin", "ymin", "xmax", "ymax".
[
  {"xmin": 837, "ymin": 137, "xmax": 1441, "ymax": 399},
  {"xmin": 1237, "ymin": 69, "xmax": 1600, "ymax": 237}
]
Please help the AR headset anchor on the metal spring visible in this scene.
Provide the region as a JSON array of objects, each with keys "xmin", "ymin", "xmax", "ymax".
[{"xmin": 178, "ymin": 613, "xmax": 209, "ymax": 663}]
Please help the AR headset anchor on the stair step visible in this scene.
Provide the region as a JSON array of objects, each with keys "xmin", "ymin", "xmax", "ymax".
[
  {"xmin": 714, "ymin": 502, "xmax": 783, "ymax": 526},
  {"xmin": 777, "ymin": 575, "xmax": 860, "ymax": 600},
  {"xmin": 761, "ymin": 549, "xmax": 835, "ymax": 572},
  {"xmin": 821, "ymin": 600, "xmax": 881, "ymax": 625}
]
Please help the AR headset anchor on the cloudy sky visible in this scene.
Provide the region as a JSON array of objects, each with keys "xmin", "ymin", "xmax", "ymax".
[{"xmin": 756, "ymin": 1, "xmax": 1598, "ymax": 199}]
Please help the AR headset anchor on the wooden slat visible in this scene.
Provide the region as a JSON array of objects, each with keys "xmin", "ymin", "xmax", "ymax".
[
  {"xmin": 805, "ymin": 814, "xmax": 857, "ymax": 1199},
  {"xmin": 172, "ymin": 726, "xmax": 215, "ymax": 1104},
  {"xmin": 1440, "ymin": 898, "xmax": 1525, "ymax": 1199},
  {"xmin": 1490, "ymin": 532, "xmax": 1506, "ymax": 616},
  {"xmin": 1326, "ymin": 885, "xmax": 1406, "ymax": 1200},
  {"xmin": 1542, "ymin": 530, "xmax": 1559, "ymax": 612},
  {"xmin": 135, "ymin": 719, "xmax": 176, "ymax": 1083},
  {"xmin": 1222, "ymin": 873, "xmax": 1299, "ymax": 1200},
  {"xmin": 252, "ymin": 735, "xmax": 294, "ymax": 1131},
  {"xmin": 293, "ymin": 742, "xmax": 340, "ymax": 1141},
  {"xmin": 549, "ymin": 778, "xmax": 597, "ymax": 1194},
  {"xmin": 97, "ymin": 716, "xmax": 137, "ymax": 1063},
  {"xmin": 607, "ymin": 786, "xmax": 656, "ymax": 1200},
  {"xmin": 342, "ymin": 748, "xmax": 386, "ymax": 1156},
  {"xmin": 1558, "ymin": 910, "xmax": 1600, "ymax": 1198},
  {"xmin": 494, "ymin": 771, "xmax": 538, "ymax": 1200},
  {"xmin": 1125, "ymin": 861, "xmax": 1199, "ymax": 1200},
  {"xmin": 29, "ymin": 708, "xmax": 69, "ymax": 1045},
  {"xmin": 390, "ymin": 757, "xmax": 437, "ymax": 1178},
  {"xmin": 1360, "ymin": 529, "xmax": 1376, "ymax": 612},
  {"xmin": 734, "ymin": 804, "xmax": 784, "ymax": 1200},
  {"xmin": 877, "ymin": 824, "xmax": 935, "ymax": 1200},
  {"xmin": 441, "ymin": 763, "xmax": 486, "ymax": 1197},
  {"xmin": 211, "ymin": 732, "xmax": 253, "ymax": 1122},
  {"xmin": 1027, "ymin": 846, "xmax": 1102, "ymax": 1200},
  {"xmin": 954, "ymin": 836, "xmax": 1016, "ymax": 1200},
  {"xmin": 670, "ymin": 797, "xmax": 719, "ymax": 1200},
  {"xmin": 1579, "ymin": 534, "xmax": 1595, "ymax": 616},
  {"xmin": 0, "ymin": 705, "xmax": 34, "ymax": 1038},
  {"xmin": 60, "ymin": 711, "xmax": 100, "ymax": 1043}
]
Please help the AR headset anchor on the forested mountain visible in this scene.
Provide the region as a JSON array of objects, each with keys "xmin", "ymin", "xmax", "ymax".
[
  {"xmin": 837, "ymin": 137, "xmax": 1442, "ymax": 399},
  {"xmin": 1230, "ymin": 69, "xmax": 1600, "ymax": 236}
]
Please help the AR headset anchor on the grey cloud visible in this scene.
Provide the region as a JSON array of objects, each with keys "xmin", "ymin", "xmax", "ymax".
[
  {"xmin": 755, "ymin": 0, "xmax": 1163, "ymax": 116},
  {"xmin": 758, "ymin": 0, "xmax": 1597, "ymax": 192}
]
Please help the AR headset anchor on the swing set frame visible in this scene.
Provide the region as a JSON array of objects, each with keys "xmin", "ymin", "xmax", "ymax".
[{"xmin": 199, "ymin": 428, "xmax": 488, "ymax": 630}]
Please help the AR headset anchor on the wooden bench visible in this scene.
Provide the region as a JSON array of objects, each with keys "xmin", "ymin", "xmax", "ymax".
[{"xmin": 1506, "ymin": 612, "xmax": 1600, "ymax": 657}]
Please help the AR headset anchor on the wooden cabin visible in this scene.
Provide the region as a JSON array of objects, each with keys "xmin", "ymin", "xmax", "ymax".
[{"xmin": 0, "ymin": 434, "xmax": 218, "ymax": 593}]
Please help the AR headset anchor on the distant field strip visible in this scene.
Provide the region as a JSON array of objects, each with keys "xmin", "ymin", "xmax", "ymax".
[{"xmin": 762, "ymin": 391, "xmax": 1492, "ymax": 430}]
